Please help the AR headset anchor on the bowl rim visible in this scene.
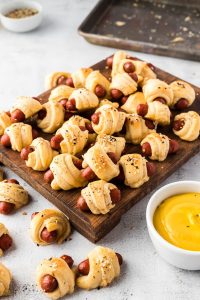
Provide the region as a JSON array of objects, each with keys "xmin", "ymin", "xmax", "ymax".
[
  {"xmin": 146, "ymin": 180, "xmax": 200, "ymax": 256},
  {"xmin": 0, "ymin": 0, "xmax": 43, "ymax": 20}
]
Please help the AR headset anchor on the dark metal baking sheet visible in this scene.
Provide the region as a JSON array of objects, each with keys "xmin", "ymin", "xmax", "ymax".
[{"xmin": 78, "ymin": 0, "xmax": 200, "ymax": 61}]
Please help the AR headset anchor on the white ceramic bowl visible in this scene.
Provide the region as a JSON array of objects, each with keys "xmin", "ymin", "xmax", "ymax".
[
  {"xmin": 146, "ymin": 181, "xmax": 200, "ymax": 270},
  {"xmin": 0, "ymin": 1, "xmax": 43, "ymax": 32}
]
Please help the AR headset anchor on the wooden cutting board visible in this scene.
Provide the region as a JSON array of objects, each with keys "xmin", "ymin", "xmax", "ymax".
[{"xmin": 0, "ymin": 57, "xmax": 200, "ymax": 242}]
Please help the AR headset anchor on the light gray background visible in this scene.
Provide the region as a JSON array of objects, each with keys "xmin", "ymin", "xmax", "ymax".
[{"xmin": 0, "ymin": 1, "xmax": 200, "ymax": 299}]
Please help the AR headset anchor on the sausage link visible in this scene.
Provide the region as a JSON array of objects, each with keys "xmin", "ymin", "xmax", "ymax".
[
  {"xmin": 20, "ymin": 146, "xmax": 34, "ymax": 161},
  {"xmin": 32, "ymin": 128, "xmax": 39, "ymax": 139},
  {"xmin": 146, "ymin": 162, "xmax": 156, "ymax": 177},
  {"xmin": 40, "ymin": 274, "xmax": 58, "ymax": 293},
  {"xmin": 1, "ymin": 134, "xmax": 11, "ymax": 147},
  {"xmin": 77, "ymin": 196, "xmax": 90, "ymax": 212},
  {"xmin": 60, "ymin": 255, "xmax": 74, "ymax": 268},
  {"xmin": 59, "ymin": 99, "xmax": 68, "ymax": 109},
  {"xmin": 121, "ymin": 96, "xmax": 128, "ymax": 105},
  {"xmin": 106, "ymin": 56, "xmax": 113, "ymax": 68},
  {"xmin": 110, "ymin": 188, "xmax": 121, "ymax": 204},
  {"xmin": 81, "ymin": 167, "xmax": 96, "ymax": 181},
  {"xmin": 64, "ymin": 111, "xmax": 74, "ymax": 121},
  {"xmin": 66, "ymin": 77, "xmax": 75, "ymax": 88},
  {"xmin": 38, "ymin": 108, "xmax": 47, "ymax": 120},
  {"xmin": 73, "ymin": 158, "xmax": 83, "ymax": 170},
  {"xmin": 0, "ymin": 202, "xmax": 15, "ymax": 215},
  {"xmin": 129, "ymin": 72, "xmax": 138, "ymax": 82},
  {"xmin": 154, "ymin": 97, "xmax": 166, "ymax": 104},
  {"xmin": 111, "ymin": 89, "xmax": 123, "ymax": 100},
  {"xmin": 123, "ymin": 62, "xmax": 135, "ymax": 73},
  {"xmin": 0, "ymin": 234, "xmax": 13, "ymax": 252},
  {"xmin": 11, "ymin": 109, "xmax": 25, "ymax": 123},
  {"xmin": 31, "ymin": 212, "xmax": 39, "ymax": 219},
  {"xmin": 141, "ymin": 142, "xmax": 152, "ymax": 157},
  {"xmin": 137, "ymin": 104, "xmax": 148, "ymax": 117},
  {"xmin": 85, "ymin": 122, "xmax": 94, "ymax": 133},
  {"xmin": 44, "ymin": 170, "xmax": 54, "ymax": 184},
  {"xmin": 173, "ymin": 119, "xmax": 185, "ymax": 131},
  {"xmin": 50, "ymin": 134, "xmax": 63, "ymax": 150},
  {"xmin": 145, "ymin": 119, "xmax": 155, "ymax": 130},
  {"xmin": 175, "ymin": 98, "xmax": 189, "ymax": 110},
  {"xmin": 95, "ymin": 84, "xmax": 106, "ymax": 98},
  {"xmin": 40, "ymin": 228, "xmax": 57, "ymax": 243},
  {"xmin": 65, "ymin": 99, "xmax": 76, "ymax": 111},
  {"xmin": 168, "ymin": 139, "xmax": 179, "ymax": 154},
  {"xmin": 91, "ymin": 112, "xmax": 101, "ymax": 125},
  {"xmin": 57, "ymin": 75, "xmax": 66, "ymax": 85},
  {"xmin": 107, "ymin": 152, "xmax": 118, "ymax": 164}
]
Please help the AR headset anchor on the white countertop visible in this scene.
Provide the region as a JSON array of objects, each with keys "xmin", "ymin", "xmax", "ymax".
[{"xmin": 0, "ymin": 1, "xmax": 200, "ymax": 299}]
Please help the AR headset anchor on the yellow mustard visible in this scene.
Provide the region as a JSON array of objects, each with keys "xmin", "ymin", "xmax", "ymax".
[{"xmin": 153, "ymin": 193, "xmax": 200, "ymax": 251}]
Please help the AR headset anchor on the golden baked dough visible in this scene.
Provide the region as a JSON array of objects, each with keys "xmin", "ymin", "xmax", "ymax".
[
  {"xmin": 85, "ymin": 70, "xmax": 110, "ymax": 98},
  {"xmin": 66, "ymin": 115, "xmax": 96, "ymax": 143},
  {"xmin": 0, "ymin": 263, "xmax": 12, "ymax": 296},
  {"xmin": 5, "ymin": 122, "xmax": 33, "ymax": 152},
  {"xmin": 36, "ymin": 257, "xmax": 75, "ymax": 299},
  {"xmin": 119, "ymin": 154, "xmax": 149, "ymax": 188},
  {"xmin": 45, "ymin": 72, "xmax": 71, "ymax": 90},
  {"xmin": 111, "ymin": 50, "xmax": 127, "ymax": 77},
  {"xmin": 0, "ymin": 223, "xmax": 9, "ymax": 256},
  {"xmin": 49, "ymin": 85, "xmax": 75, "ymax": 103},
  {"xmin": 69, "ymin": 88, "xmax": 99, "ymax": 111},
  {"xmin": 92, "ymin": 104, "xmax": 126, "ymax": 135},
  {"xmin": 56, "ymin": 123, "xmax": 88, "ymax": 155},
  {"xmin": 173, "ymin": 111, "xmax": 200, "ymax": 141},
  {"xmin": 136, "ymin": 61, "xmax": 157, "ymax": 86},
  {"xmin": 10, "ymin": 96, "xmax": 42, "ymax": 119},
  {"xmin": 83, "ymin": 144, "xmax": 119, "ymax": 181},
  {"xmin": 141, "ymin": 132, "xmax": 170, "ymax": 161},
  {"xmin": 50, "ymin": 154, "xmax": 87, "ymax": 190},
  {"xmin": 121, "ymin": 92, "xmax": 146, "ymax": 114},
  {"xmin": 71, "ymin": 67, "xmax": 93, "ymax": 88},
  {"xmin": 110, "ymin": 73, "xmax": 137, "ymax": 96},
  {"xmin": 0, "ymin": 112, "xmax": 11, "ymax": 136},
  {"xmin": 170, "ymin": 80, "xmax": 195, "ymax": 108},
  {"xmin": 0, "ymin": 180, "xmax": 28, "ymax": 210},
  {"xmin": 76, "ymin": 246, "xmax": 120, "ymax": 290},
  {"xmin": 81, "ymin": 180, "xmax": 118, "ymax": 214},
  {"xmin": 30, "ymin": 209, "xmax": 71, "ymax": 246},
  {"xmin": 96, "ymin": 134, "xmax": 125, "ymax": 160},
  {"xmin": 145, "ymin": 101, "xmax": 171, "ymax": 126},
  {"xmin": 125, "ymin": 114, "xmax": 154, "ymax": 144},
  {"xmin": 143, "ymin": 79, "xmax": 174, "ymax": 107},
  {"xmin": 26, "ymin": 137, "xmax": 58, "ymax": 171},
  {"xmin": 98, "ymin": 99, "xmax": 119, "ymax": 108},
  {"xmin": 37, "ymin": 102, "xmax": 65, "ymax": 133}
]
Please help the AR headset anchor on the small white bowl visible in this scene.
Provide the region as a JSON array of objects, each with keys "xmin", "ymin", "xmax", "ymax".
[
  {"xmin": 0, "ymin": 1, "xmax": 43, "ymax": 32},
  {"xmin": 146, "ymin": 181, "xmax": 200, "ymax": 270}
]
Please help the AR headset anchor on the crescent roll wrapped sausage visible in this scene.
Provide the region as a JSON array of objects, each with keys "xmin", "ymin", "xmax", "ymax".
[
  {"xmin": 142, "ymin": 101, "xmax": 171, "ymax": 126},
  {"xmin": 68, "ymin": 88, "xmax": 99, "ymax": 111},
  {"xmin": 173, "ymin": 111, "xmax": 200, "ymax": 141},
  {"xmin": 111, "ymin": 50, "xmax": 127, "ymax": 77},
  {"xmin": 0, "ymin": 263, "xmax": 12, "ymax": 297},
  {"xmin": 24, "ymin": 137, "xmax": 58, "ymax": 171},
  {"xmin": 143, "ymin": 79, "xmax": 174, "ymax": 107},
  {"xmin": 91, "ymin": 104, "xmax": 126, "ymax": 135},
  {"xmin": 71, "ymin": 67, "xmax": 93, "ymax": 88},
  {"xmin": 110, "ymin": 72, "xmax": 138, "ymax": 97},
  {"xmin": 49, "ymin": 85, "xmax": 75, "ymax": 103},
  {"xmin": 85, "ymin": 70, "xmax": 110, "ymax": 98},
  {"xmin": 0, "ymin": 112, "xmax": 11, "ymax": 136},
  {"xmin": 49, "ymin": 154, "xmax": 87, "ymax": 190},
  {"xmin": 125, "ymin": 114, "xmax": 155, "ymax": 144},
  {"xmin": 56, "ymin": 123, "xmax": 88, "ymax": 155},
  {"xmin": 10, "ymin": 96, "xmax": 42, "ymax": 122},
  {"xmin": 170, "ymin": 80, "xmax": 195, "ymax": 109},
  {"xmin": 96, "ymin": 134, "xmax": 125, "ymax": 160},
  {"xmin": 76, "ymin": 246, "xmax": 121, "ymax": 290},
  {"xmin": 45, "ymin": 71, "xmax": 71, "ymax": 89},
  {"xmin": 0, "ymin": 180, "xmax": 29, "ymax": 212},
  {"xmin": 82, "ymin": 144, "xmax": 119, "ymax": 182},
  {"xmin": 2, "ymin": 123, "xmax": 33, "ymax": 152},
  {"xmin": 0, "ymin": 223, "xmax": 12, "ymax": 256},
  {"xmin": 36, "ymin": 257, "xmax": 75, "ymax": 299},
  {"xmin": 80, "ymin": 180, "xmax": 120, "ymax": 215},
  {"xmin": 30, "ymin": 209, "xmax": 71, "ymax": 246},
  {"xmin": 37, "ymin": 102, "xmax": 65, "ymax": 133},
  {"xmin": 121, "ymin": 92, "xmax": 146, "ymax": 114},
  {"xmin": 141, "ymin": 132, "xmax": 169, "ymax": 161},
  {"xmin": 119, "ymin": 154, "xmax": 149, "ymax": 188}
]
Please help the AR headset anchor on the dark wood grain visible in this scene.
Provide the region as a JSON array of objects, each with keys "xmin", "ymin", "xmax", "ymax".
[{"xmin": 0, "ymin": 57, "xmax": 200, "ymax": 242}]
